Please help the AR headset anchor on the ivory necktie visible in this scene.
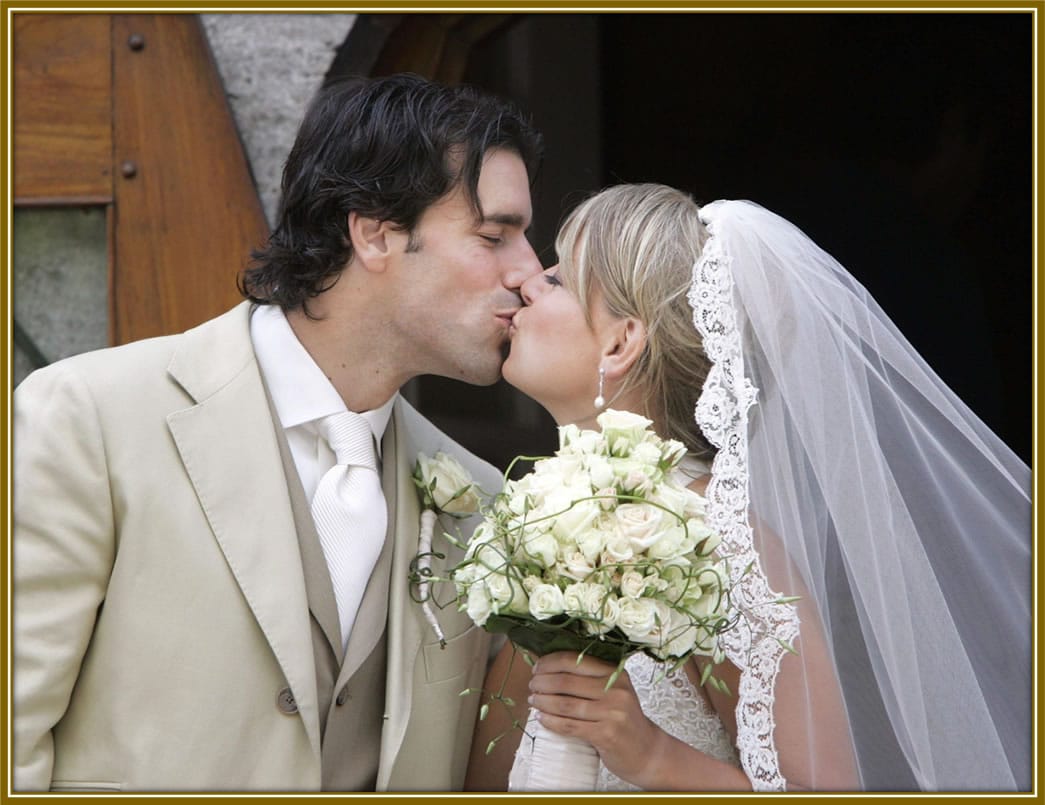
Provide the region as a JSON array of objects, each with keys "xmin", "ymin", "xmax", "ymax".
[{"xmin": 311, "ymin": 411, "xmax": 387, "ymax": 654}]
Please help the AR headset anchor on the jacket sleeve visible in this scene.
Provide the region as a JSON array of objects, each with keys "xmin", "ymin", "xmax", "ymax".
[{"xmin": 13, "ymin": 362, "xmax": 117, "ymax": 791}]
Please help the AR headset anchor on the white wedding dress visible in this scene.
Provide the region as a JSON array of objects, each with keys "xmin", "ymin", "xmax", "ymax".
[{"xmin": 509, "ymin": 652, "xmax": 739, "ymax": 792}]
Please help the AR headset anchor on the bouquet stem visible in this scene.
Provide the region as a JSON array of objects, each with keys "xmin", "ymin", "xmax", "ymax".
[{"xmin": 508, "ymin": 707, "xmax": 600, "ymax": 791}]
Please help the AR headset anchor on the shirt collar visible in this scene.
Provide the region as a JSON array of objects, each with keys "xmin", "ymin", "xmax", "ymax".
[{"xmin": 250, "ymin": 304, "xmax": 396, "ymax": 456}]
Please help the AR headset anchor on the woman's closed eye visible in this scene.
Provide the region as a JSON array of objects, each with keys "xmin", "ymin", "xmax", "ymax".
[{"xmin": 543, "ymin": 270, "xmax": 562, "ymax": 287}]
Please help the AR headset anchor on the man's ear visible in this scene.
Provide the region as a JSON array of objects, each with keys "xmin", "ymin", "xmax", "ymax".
[
  {"xmin": 601, "ymin": 317, "xmax": 647, "ymax": 380},
  {"xmin": 347, "ymin": 212, "xmax": 397, "ymax": 272}
]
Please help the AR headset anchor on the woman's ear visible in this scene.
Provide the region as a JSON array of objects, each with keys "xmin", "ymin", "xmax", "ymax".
[
  {"xmin": 347, "ymin": 211, "xmax": 397, "ymax": 273},
  {"xmin": 601, "ymin": 316, "xmax": 647, "ymax": 380}
]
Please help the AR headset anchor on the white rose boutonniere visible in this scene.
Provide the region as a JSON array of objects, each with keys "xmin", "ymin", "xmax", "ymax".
[
  {"xmin": 416, "ymin": 452, "xmax": 482, "ymax": 515},
  {"xmin": 412, "ymin": 451, "xmax": 482, "ymax": 646}
]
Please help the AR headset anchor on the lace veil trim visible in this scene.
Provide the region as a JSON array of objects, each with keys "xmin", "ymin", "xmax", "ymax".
[{"xmin": 687, "ymin": 210, "xmax": 801, "ymax": 792}]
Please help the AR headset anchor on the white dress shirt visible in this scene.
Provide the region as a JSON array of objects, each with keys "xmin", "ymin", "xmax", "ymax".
[{"xmin": 250, "ymin": 303, "xmax": 395, "ymax": 512}]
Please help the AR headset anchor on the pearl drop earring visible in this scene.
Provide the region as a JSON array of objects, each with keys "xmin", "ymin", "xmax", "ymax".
[{"xmin": 594, "ymin": 366, "xmax": 606, "ymax": 409}]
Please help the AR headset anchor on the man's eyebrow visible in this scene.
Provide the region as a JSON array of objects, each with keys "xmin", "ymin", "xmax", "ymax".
[{"xmin": 482, "ymin": 212, "xmax": 529, "ymax": 228}]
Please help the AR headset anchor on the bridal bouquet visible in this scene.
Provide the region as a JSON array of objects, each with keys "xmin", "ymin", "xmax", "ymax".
[
  {"xmin": 442, "ymin": 410, "xmax": 737, "ymax": 791},
  {"xmin": 412, "ymin": 411, "xmax": 741, "ymax": 791},
  {"xmin": 451, "ymin": 409, "xmax": 735, "ymax": 674}
]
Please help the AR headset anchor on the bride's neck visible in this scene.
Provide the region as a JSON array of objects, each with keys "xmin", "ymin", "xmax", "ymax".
[{"xmin": 559, "ymin": 388, "xmax": 652, "ymax": 432}]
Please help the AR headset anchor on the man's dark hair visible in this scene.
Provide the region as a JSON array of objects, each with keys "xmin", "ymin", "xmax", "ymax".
[{"xmin": 240, "ymin": 73, "xmax": 542, "ymax": 312}]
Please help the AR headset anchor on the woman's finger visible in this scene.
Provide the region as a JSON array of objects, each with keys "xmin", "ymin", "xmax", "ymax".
[
  {"xmin": 529, "ymin": 670, "xmax": 609, "ymax": 701},
  {"xmin": 532, "ymin": 651, "xmax": 617, "ymax": 678},
  {"xmin": 529, "ymin": 690, "xmax": 598, "ymax": 722}
]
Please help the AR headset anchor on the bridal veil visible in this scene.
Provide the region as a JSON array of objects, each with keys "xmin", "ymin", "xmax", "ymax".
[{"xmin": 689, "ymin": 200, "xmax": 1032, "ymax": 791}]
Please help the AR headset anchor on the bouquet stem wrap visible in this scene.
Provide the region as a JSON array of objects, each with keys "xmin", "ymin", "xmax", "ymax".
[{"xmin": 508, "ymin": 707, "xmax": 600, "ymax": 792}]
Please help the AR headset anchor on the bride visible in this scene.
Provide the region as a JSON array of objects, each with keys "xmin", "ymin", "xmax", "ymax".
[{"xmin": 462, "ymin": 184, "xmax": 1031, "ymax": 792}]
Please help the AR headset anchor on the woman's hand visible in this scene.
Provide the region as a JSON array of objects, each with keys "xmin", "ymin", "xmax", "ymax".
[
  {"xmin": 527, "ymin": 651, "xmax": 667, "ymax": 788},
  {"xmin": 528, "ymin": 651, "xmax": 753, "ymax": 791}
]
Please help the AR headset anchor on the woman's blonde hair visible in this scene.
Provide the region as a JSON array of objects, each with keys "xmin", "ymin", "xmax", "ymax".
[{"xmin": 556, "ymin": 183, "xmax": 715, "ymax": 459}]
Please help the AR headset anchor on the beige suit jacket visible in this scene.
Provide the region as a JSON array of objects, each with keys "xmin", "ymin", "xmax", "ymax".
[{"xmin": 13, "ymin": 301, "xmax": 501, "ymax": 792}]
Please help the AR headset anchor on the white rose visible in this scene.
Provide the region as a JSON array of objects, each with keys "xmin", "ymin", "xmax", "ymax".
[
  {"xmin": 416, "ymin": 452, "xmax": 481, "ymax": 515},
  {"xmin": 655, "ymin": 560, "xmax": 696, "ymax": 601},
  {"xmin": 601, "ymin": 531, "xmax": 631, "ymax": 560},
  {"xmin": 521, "ymin": 460, "xmax": 566, "ymax": 500},
  {"xmin": 646, "ymin": 523, "xmax": 689, "ymax": 560},
  {"xmin": 528, "ymin": 583, "xmax": 566, "ymax": 620},
  {"xmin": 649, "ymin": 483, "xmax": 690, "ymax": 519},
  {"xmin": 685, "ymin": 588, "xmax": 722, "ymax": 620},
  {"xmin": 681, "ymin": 488, "xmax": 707, "ymax": 519},
  {"xmin": 597, "ymin": 409, "xmax": 654, "ymax": 455},
  {"xmin": 560, "ymin": 424, "xmax": 606, "ymax": 457},
  {"xmin": 661, "ymin": 438, "xmax": 688, "ymax": 468},
  {"xmin": 689, "ymin": 519, "xmax": 721, "ymax": 556},
  {"xmin": 466, "ymin": 582, "xmax": 493, "ymax": 626},
  {"xmin": 692, "ymin": 562, "xmax": 727, "ymax": 603},
  {"xmin": 585, "ymin": 592, "xmax": 620, "ymax": 635},
  {"xmin": 615, "ymin": 503, "xmax": 667, "ymax": 552},
  {"xmin": 534, "ymin": 453, "xmax": 582, "ymax": 487},
  {"xmin": 452, "ymin": 562, "xmax": 477, "ymax": 598},
  {"xmin": 616, "ymin": 596, "xmax": 658, "ymax": 642},
  {"xmin": 563, "ymin": 583, "xmax": 618, "ymax": 634},
  {"xmin": 619, "ymin": 569, "xmax": 648, "ymax": 598},
  {"xmin": 520, "ymin": 526, "xmax": 558, "ymax": 568},
  {"xmin": 660, "ymin": 607, "xmax": 698, "ymax": 658},
  {"xmin": 611, "ymin": 457, "xmax": 656, "ymax": 495},
  {"xmin": 552, "ymin": 453, "xmax": 584, "ymax": 485},
  {"xmin": 563, "ymin": 582, "xmax": 597, "ymax": 617},
  {"xmin": 557, "ymin": 423, "xmax": 582, "ymax": 451},
  {"xmin": 559, "ymin": 550, "xmax": 596, "ymax": 582},
  {"xmin": 572, "ymin": 428, "xmax": 606, "ymax": 456},
  {"xmin": 551, "ymin": 496, "xmax": 602, "ymax": 547},
  {"xmin": 466, "ymin": 520, "xmax": 497, "ymax": 550},
  {"xmin": 645, "ymin": 600, "xmax": 676, "ymax": 652},
  {"xmin": 535, "ymin": 480, "xmax": 589, "ymax": 522},
  {"xmin": 522, "ymin": 574, "xmax": 543, "ymax": 594},
  {"xmin": 586, "ymin": 456, "xmax": 616, "ymax": 491},
  {"xmin": 506, "ymin": 488, "xmax": 532, "ymax": 516},
  {"xmin": 631, "ymin": 440, "xmax": 662, "ymax": 468},
  {"xmin": 465, "ymin": 539, "xmax": 504, "ymax": 572},
  {"xmin": 562, "ymin": 583, "xmax": 582, "ymax": 616},
  {"xmin": 487, "ymin": 572, "xmax": 528, "ymax": 615},
  {"xmin": 572, "ymin": 518, "xmax": 610, "ymax": 560},
  {"xmin": 592, "ymin": 486, "xmax": 618, "ymax": 511}
]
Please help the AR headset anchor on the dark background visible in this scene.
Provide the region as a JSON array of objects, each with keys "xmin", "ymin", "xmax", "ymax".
[{"xmin": 407, "ymin": 13, "xmax": 1032, "ymax": 468}]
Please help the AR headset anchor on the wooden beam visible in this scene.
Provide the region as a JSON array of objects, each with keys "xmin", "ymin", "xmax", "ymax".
[
  {"xmin": 13, "ymin": 13, "xmax": 113, "ymax": 202},
  {"xmin": 111, "ymin": 13, "xmax": 269, "ymax": 344}
]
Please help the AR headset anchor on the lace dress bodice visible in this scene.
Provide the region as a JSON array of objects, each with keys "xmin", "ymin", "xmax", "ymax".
[{"xmin": 597, "ymin": 653, "xmax": 739, "ymax": 791}]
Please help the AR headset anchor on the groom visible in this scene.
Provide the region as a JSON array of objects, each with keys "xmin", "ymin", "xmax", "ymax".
[{"xmin": 13, "ymin": 74, "xmax": 542, "ymax": 791}]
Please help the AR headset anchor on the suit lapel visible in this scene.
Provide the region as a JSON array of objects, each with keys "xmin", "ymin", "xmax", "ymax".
[
  {"xmin": 165, "ymin": 303, "xmax": 322, "ymax": 761},
  {"xmin": 378, "ymin": 404, "xmax": 426, "ymax": 787}
]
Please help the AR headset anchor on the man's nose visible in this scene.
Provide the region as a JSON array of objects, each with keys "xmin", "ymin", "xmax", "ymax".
[
  {"xmin": 503, "ymin": 237, "xmax": 543, "ymax": 292},
  {"xmin": 519, "ymin": 270, "xmax": 545, "ymax": 306}
]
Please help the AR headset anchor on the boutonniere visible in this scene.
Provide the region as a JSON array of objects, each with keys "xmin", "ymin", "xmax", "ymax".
[{"xmin": 411, "ymin": 451, "xmax": 482, "ymax": 646}]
